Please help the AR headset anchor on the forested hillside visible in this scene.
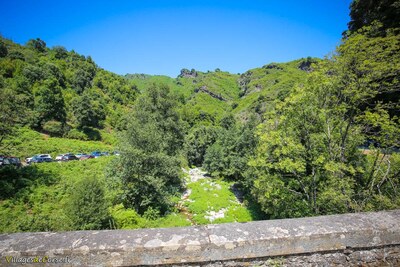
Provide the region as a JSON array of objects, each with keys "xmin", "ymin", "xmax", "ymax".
[
  {"xmin": 0, "ymin": 0, "xmax": 399, "ymax": 233},
  {"xmin": 0, "ymin": 37, "xmax": 137, "ymax": 147}
]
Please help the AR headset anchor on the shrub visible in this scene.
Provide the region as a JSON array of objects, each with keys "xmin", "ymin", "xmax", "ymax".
[
  {"xmin": 66, "ymin": 129, "xmax": 88, "ymax": 140},
  {"xmin": 42, "ymin": 120, "xmax": 64, "ymax": 136},
  {"xmin": 66, "ymin": 176, "xmax": 109, "ymax": 230}
]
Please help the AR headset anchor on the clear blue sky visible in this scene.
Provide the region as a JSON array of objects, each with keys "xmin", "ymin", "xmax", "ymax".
[{"xmin": 1, "ymin": 0, "xmax": 353, "ymax": 77}]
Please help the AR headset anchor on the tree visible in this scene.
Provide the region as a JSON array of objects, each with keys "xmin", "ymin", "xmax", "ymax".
[
  {"xmin": 249, "ymin": 64, "xmax": 363, "ymax": 218},
  {"xmin": 66, "ymin": 177, "xmax": 109, "ymax": 230},
  {"xmin": 203, "ymin": 114, "xmax": 259, "ymax": 180},
  {"xmin": 248, "ymin": 24, "xmax": 400, "ymax": 219},
  {"xmin": 52, "ymin": 46, "xmax": 68, "ymax": 59},
  {"xmin": 337, "ymin": 23, "xmax": 400, "ymax": 117},
  {"xmin": 185, "ymin": 125, "xmax": 219, "ymax": 166},
  {"xmin": 26, "ymin": 38, "xmax": 46, "ymax": 53},
  {"xmin": 33, "ymin": 79, "xmax": 66, "ymax": 127},
  {"xmin": 0, "ymin": 40, "xmax": 8, "ymax": 57},
  {"xmin": 71, "ymin": 94, "xmax": 105, "ymax": 129},
  {"xmin": 348, "ymin": 0, "xmax": 400, "ymax": 35},
  {"xmin": 0, "ymin": 87, "xmax": 27, "ymax": 147},
  {"xmin": 112, "ymin": 84, "xmax": 184, "ymax": 215}
]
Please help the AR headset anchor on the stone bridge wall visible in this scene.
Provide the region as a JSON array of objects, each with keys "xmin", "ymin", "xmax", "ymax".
[{"xmin": 1, "ymin": 210, "xmax": 400, "ymax": 266}]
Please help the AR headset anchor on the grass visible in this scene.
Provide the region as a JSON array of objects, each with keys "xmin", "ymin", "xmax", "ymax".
[
  {"xmin": 184, "ymin": 178, "xmax": 255, "ymax": 225},
  {"xmin": 0, "ymin": 157, "xmax": 113, "ymax": 233},
  {"xmin": 0, "ymin": 156, "xmax": 193, "ymax": 233}
]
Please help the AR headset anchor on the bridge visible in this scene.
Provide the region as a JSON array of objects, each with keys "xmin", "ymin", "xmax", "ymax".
[{"xmin": 1, "ymin": 209, "xmax": 399, "ymax": 266}]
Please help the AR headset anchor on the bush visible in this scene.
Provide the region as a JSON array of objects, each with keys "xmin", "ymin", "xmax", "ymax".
[
  {"xmin": 66, "ymin": 129, "xmax": 88, "ymax": 140},
  {"xmin": 42, "ymin": 120, "xmax": 64, "ymax": 136},
  {"xmin": 66, "ymin": 176, "xmax": 109, "ymax": 230},
  {"xmin": 82, "ymin": 126, "xmax": 101, "ymax": 141},
  {"xmin": 109, "ymin": 204, "xmax": 142, "ymax": 229}
]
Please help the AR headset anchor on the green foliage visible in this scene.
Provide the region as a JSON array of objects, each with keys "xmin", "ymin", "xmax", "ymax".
[
  {"xmin": 66, "ymin": 128, "xmax": 89, "ymax": 140},
  {"xmin": 0, "ymin": 87, "xmax": 30, "ymax": 148},
  {"xmin": 185, "ymin": 125, "xmax": 219, "ymax": 166},
  {"xmin": 235, "ymin": 60, "xmax": 310, "ymax": 117},
  {"xmin": 337, "ymin": 23, "xmax": 400, "ymax": 117},
  {"xmin": 33, "ymin": 78, "xmax": 66, "ymax": 127},
  {"xmin": 52, "ymin": 46, "xmax": 68, "ymax": 59},
  {"xmin": 0, "ymin": 157, "xmax": 113, "ymax": 233},
  {"xmin": 0, "ymin": 36, "xmax": 136, "ymax": 144},
  {"xmin": 112, "ymin": 84, "xmax": 184, "ymax": 215},
  {"xmin": 66, "ymin": 176, "xmax": 110, "ymax": 230},
  {"xmin": 248, "ymin": 23, "xmax": 400, "ymax": 219},
  {"xmin": 142, "ymin": 213, "xmax": 191, "ymax": 228},
  {"xmin": 2, "ymin": 2, "xmax": 399, "ymax": 233},
  {"xmin": 0, "ymin": 40, "xmax": 8, "ymax": 57},
  {"xmin": 71, "ymin": 94, "xmax": 105, "ymax": 129},
  {"xmin": 109, "ymin": 204, "xmax": 142, "ymax": 229},
  {"xmin": 26, "ymin": 38, "xmax": 47, "ymax": 53},
  {"xmin": 203, "ymin": 114, "xmax": 259, "ymax": 180},
  {"xmin": 348, "ymin": 0, "xmax": 400, "ymax": 35},
  {"xmin": 42, "ymin": 120, "xmax": 64, "ymax": 136},
  {"xmin": 71, "ymin": 64, "xmax": 96, "ymax": 94}
]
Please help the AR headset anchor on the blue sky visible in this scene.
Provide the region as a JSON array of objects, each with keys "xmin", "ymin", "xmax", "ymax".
[{"xmin": 1, "ymin": 0, "xmax": 352, "ymax": 77}]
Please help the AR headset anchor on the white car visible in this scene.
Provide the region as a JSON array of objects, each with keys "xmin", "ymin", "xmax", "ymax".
[
  {"xmin": 28, "ymin": 154, "xmax": 53, "ymax": 163},
  {"xmin": 55, "ymin": 154, "xmax": 65, "ymax": 161},
  {"xmin": 25, "ymin": 156, "xmax": 33, "ymax": 163}
]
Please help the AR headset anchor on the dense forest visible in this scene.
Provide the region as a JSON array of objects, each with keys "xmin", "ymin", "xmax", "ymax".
[{"xmin": 0, "ymin": 0, "xmax": 399, "ymax": 232}]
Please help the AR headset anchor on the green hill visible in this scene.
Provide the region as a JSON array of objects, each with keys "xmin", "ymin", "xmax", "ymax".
[
  {"xmin": 0, "ymin": 36, "xmax": 137, "ymax": 143},
  {"xmin": 233, "ymin": 58, "xmax": 317, "ymax": 119},
  {"xmin": 126, "ymin": 60, "xmax": 313, "ymax": 123}
]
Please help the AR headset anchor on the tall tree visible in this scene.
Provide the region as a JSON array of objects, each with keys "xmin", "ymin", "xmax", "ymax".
[
  {"xmin": 0, "ymin": 87, "xmax": 28, "ymax": 147},
  {"xmin": 112, "ymin": 84, "xmax": 184, "ymax": 215},
  {"xmin": 33, "ymin": 78, "xmax": 66, "ymax": 127},
  {"xmin": 72, "ymin": 93, "xmax": 105, "ymax": 129}
]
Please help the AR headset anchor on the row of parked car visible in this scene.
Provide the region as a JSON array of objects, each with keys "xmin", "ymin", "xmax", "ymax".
[{"xmin": 25, "ymin": 151, "xmax": 119, "ymax": 164}]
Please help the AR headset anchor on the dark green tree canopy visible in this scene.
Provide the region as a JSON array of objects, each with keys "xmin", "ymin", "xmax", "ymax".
[
  {"xmin": 348, "ymin": 0, "xmax": 400, "ymax": 35},
  {"xmin": 72, "ymin": 93, "xmax": 106, "ymax": 129},
  {"xmin": 33, "ymin": 78, "xmax": 66, "ymax": 126},
  {"xmin": 27, "ymin": 38, "xmax": 47, "ymax": 53},
  {"xmin": 0, "ymin": 41, "xmax": 8, "ymax": 57}
]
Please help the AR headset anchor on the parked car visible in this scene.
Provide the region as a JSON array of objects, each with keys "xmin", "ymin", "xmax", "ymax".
[
  {"xmin": 112, "ymin": 151, "xmax": 120, "ymax": 156},
  {"xmin": 101, "ymin": 152, "xmax": 109, "ymax": 156},
  {"xmin": 0, "ymin": 155, "xmax": 5, "ymax": 166},
  {"xmin": 79, "ymin": 154, "xmax": 94, "ymax": 160},
  {"xmin": 61, "ymin": 154, "xmax": 79, "ymax": 161},
  {"xmin": 30, "ymin": 154, "xmax": 52, "ymax": 163},
  {"xmin": 0, "ymin": 156, "xmax": 21, "ymax": 167},
  {"xmin": 91, "ymin": 151, "xmax": 102, "ymax": 158},
  {"xmin": 75, "ymin": 153, "xmax": 87, "ymax": 159},
  {"xmin": 55, "ymin": 154, "xmax": 66, "ymax": 161},
  {"xmin": 25, "ymin": 156, "xmax": 33, "ymax": 164},
  {"xmin": 8, "ymin": 157, "xmax": 22, "ymax": 167}
]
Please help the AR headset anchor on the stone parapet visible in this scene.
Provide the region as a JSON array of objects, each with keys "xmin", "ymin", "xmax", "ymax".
[{"xmin": 1, "ymin": 210, "xmax": 400, "ymax": 266}]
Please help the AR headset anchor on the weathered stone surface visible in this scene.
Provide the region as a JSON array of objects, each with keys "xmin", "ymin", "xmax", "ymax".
[{"xmin": 0, "ymin": 210, "xmax": 399, "ymax": 266}]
